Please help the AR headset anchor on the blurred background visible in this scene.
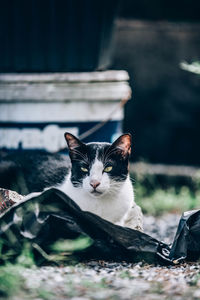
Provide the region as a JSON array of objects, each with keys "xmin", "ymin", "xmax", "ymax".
[
  {"xmin": 114, "ymin": 0, "xmax": 200, "ymax": 166},
  {"xmin": 0, "ymin": 0, "xmax": 200, "ymax": 215},
  {"xmin": 0, "ymin": 0, "xmax": 200, "ymax": 165}
]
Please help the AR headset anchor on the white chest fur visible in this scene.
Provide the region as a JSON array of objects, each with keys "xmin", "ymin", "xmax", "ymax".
[{"xmin": 58, "ymin": 173, "xmax": 134, "ymax": 225}]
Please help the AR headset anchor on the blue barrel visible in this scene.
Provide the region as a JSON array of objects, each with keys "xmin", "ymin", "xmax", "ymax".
[{"xmin": 0, "ymin": 71, "xmax": 131, "ymax": 152}]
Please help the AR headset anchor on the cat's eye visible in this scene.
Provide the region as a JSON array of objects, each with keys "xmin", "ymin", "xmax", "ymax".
[
  {"xmin": 81, "ymin": 167, "xmax": 88, "ymax": 173},
  {"xmin": 104, "ymin": 166, "xmax": 113, "ymax": 173}
]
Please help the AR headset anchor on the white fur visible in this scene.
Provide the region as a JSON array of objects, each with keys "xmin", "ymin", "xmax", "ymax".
[{"xmin": 58, "ymin": 158, "xmax": 135, "ymax": 226}]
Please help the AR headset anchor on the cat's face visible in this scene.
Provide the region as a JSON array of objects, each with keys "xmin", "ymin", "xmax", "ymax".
[{"xmin": 64, "ymin": 133, "xmax": 132, "ymax": 197}]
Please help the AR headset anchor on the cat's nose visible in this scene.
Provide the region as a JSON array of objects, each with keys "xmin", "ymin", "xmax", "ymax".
[{"xmin": 90, "ymin": 180, "xmax": 100, "ymax": 189}]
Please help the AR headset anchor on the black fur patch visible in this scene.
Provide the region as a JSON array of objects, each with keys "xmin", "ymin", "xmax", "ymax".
[{"xmin": 0, "ymin": 151, "xmax": 69, "ymax": 194}]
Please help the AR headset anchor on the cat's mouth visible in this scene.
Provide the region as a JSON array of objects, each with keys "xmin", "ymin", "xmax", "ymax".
[{"xmin": 90, "ymin": 190, "xmax": 103, "ymax": 196}]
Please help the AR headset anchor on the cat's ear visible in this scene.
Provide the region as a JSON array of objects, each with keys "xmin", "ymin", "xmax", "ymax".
[
  {"xmin": 110, "ymin": 134, "xmax": 132, "ymax": 158},
  {"xmin": 64, "ymin": 132, "xmax": 85, "ymax": 151}
]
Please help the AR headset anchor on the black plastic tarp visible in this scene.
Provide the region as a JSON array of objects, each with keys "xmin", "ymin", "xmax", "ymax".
[{"xmin": 0, "ymin": 188, "xmax": 200, "ymax": 265}]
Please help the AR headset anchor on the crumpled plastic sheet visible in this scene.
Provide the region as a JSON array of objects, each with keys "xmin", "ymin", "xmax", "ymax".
[{"xmin": 0, "ymin": 188, "xmax": 199, "ymax": 265}]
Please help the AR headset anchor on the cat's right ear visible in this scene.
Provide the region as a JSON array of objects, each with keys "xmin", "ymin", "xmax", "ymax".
[{"xmin": 64, "ymin": 132, "xmax": 85, "ymax": 151}]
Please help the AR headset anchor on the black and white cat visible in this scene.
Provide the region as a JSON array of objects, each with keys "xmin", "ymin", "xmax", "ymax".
[
  {"xmin": 58, "ymin": 133, "xmax": 143, "ymax": 230},
  {"xmin": 0, "ymin": 133, "xmax": 143, "ymax": 230}
]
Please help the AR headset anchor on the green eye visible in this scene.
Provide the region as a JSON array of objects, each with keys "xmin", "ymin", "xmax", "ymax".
[
  {"xmin": 104, "ymin": 166, "xmax": 113, "ymax": 173},
  {"xmin": 81, "ymin": 167, "xmax": 88, "ymax": 172}
]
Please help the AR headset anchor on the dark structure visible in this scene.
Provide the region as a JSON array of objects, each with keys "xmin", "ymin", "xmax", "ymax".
[
  {"xmin": 0, "ymin": 0, "xmax": 119, "ymax": 72},
  {"xmin": 1, "ymin": 0, "xmax": 200, "ymax": 165},
  {"xmin": 113, "ymin": 0, "xmax": 200, "ymax": 166},
  {"xmin": 119, "ymin": 0, "xmax": 200, "ymax": 21}
]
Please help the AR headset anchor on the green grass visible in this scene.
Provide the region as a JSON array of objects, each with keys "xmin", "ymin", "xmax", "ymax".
[
  {"xmin": 190, "ymin": 272, "xmax": 200, "ymax": 286},
  {"xmin": 132, "ymin": 173, "xmax": 200, "ymax": 216},
  {"xmin": 51, "ymin": 236, "xmax": 93, "ymax": 253},
  {"xmin": 36, "ymin": 288, "xmax": 55, "ymax": 300},
  {"xmin": 0, "ymin": 265, "xmax": 24, "ymax": 298},
  {"xmin": 0, "ymin": 244, "xmax": 36, "ymax": 299},
  {"xmin": 0, "ymin": 235, "xmax": 93, "ymax": 299},
  {"xmin": 0, "ymin": 264, "xmax": 58, "ymax": 300},
  {"xmin": 135, "ymin": 186, "xmax": 200, "ymax": 216}
]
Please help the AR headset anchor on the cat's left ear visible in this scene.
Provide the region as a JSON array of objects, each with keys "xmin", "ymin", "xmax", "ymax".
[
  {"xmin": 110, "ymin": 134, "xmax": 132, "ymax": 158},
  {"xmin": 64, "ymin": 132, "xmax": 85, "ymax": 151}
]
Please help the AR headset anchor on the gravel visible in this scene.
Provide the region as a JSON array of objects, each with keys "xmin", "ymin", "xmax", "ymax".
[
  {"xmin": 143, "ymin": 213, "xmax": 180, "ymax": 244},
  {"xmin": 10, "ymin": 214, "xmax": 200, "ymax": 299}
]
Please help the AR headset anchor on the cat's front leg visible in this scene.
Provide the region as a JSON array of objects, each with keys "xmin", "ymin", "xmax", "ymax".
[{"xmin": 123, "ymin": 203, "xmax": 143, "ymax": 231}]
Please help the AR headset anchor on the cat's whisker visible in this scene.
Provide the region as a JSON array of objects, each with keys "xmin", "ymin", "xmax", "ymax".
[
  {"xmin": 71, "ymin": 158, "xmax": 89, "ymax": 165},
  {"xmin": 112, "ymin": 185, "xmax": 122, "ymax": 190},
  {"xmin": 129, "ymin": 176, "xmax": 135, "ymax": 184},
  {"xmin": 104, "ymin": 147, "xmax": 119, "ymax": 159},
  {"xmin": 110, "ymin": 182, "xmax": 120, "ymax": 185},
  {"xmin": 71, "ymin": 149, "xmax": 89, "ymax": 164},
  {"xmin": 102, "ymin": 147, "xmax": 120, "ymax": 164},
  {"xmin": 109, "ymin": 182, "xmax": 123, "ymax": 187},
  {"xmin": 110, "ymin": 179, "xmax": 126, "ymax": 185}
]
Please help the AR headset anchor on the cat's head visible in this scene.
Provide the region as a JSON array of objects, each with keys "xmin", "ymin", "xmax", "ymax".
[{"xmin": 64, "ymin": 133, "xmax": 132, "ymax": 197}]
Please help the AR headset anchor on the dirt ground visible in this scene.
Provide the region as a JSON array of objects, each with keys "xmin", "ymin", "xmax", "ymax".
[{"xmin": 4, "ymin": 213, "xmax": 200, "ymax": 300}]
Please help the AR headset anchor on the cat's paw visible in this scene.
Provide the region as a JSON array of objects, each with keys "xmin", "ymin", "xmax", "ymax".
[{"xmin": 123, "ymin": 204, "xmax": 143, "ymax": 231}]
